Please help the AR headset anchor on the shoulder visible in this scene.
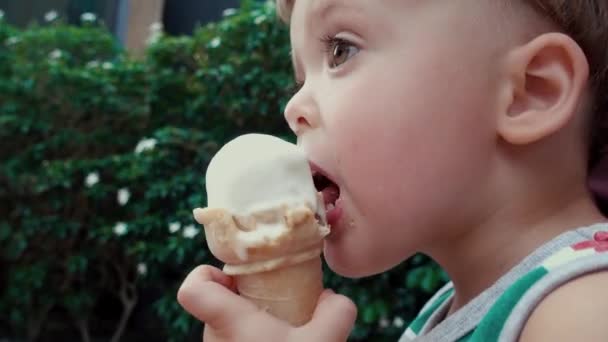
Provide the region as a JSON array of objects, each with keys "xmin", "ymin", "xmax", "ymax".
[{"xmin": 519, "ymin": 271, "xmax": 608, "ymax": 341}]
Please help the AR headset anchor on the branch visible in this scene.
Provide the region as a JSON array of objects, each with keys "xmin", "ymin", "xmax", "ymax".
[
  {"xmin": 74, "ymin": 316, "xmax": 92, "ymax": 342},
  {"xmin": 26, "ymin": 301, "xmax": 54, "ymax": 342},
  {"xmin": 109, "ymin": 261, "xmax": 138, "ymax": 342}
]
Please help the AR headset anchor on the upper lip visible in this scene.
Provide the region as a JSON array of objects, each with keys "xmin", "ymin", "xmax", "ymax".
[
  {"xmin": 309, "ymin": 161, "xmax": 335, "ymax": 184},
  {"xmin": 309, "ymin": 161, "xmax": 341, "ymax": 196}
]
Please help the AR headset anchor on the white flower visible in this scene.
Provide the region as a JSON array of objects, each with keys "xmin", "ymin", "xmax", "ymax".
[
  {"xmin": 0, "ymin": 9, "xmax": 5, "ymax": 20},
  {"xmin": 117, "ymin": 188, "xmax": 131, "ymax": 206},
  {"xmin": 222, "ymin": 8, "xmax": 237, "ymax": 17},
  {"xmin": 81, "ymin": 12, "xmax": 96, "ymax": 22},
  {"xmin": 113, "ymin": 222, "xmax": 128, "ymax": 236},
  {"xmin": 49, "ymin": 49, "xmax": 63, "ymax": 60},
  {"xmin": 146, "ymin": 35, "xmax": 159, "ymax": 45},
  {"xmin": 168, "ymin": 222, "xmax": 181, "ymax": 234},
  {"xmin": 146, "ymin": 33, "xmax": 161, "ymax": 45},
  {"xmin": 85, "ymin": 172, "xmax": 99, "ymax": 187},
  {"xmin": 149, "ymin": 22, "xmax": 163, "ymax": 32},
  {"xmin": 209, "ymin": 37, "xmax": 221, "ymax": 48},
  {"xmin": 254, "ymin": 15, "xmax": 267, "ymax": 25},
  {"xmin": 5, "ymin": 37, "xmax": 19, "ymax": 45},
  {"xmin": 137, "ymin": 263, "xmax": 147, "ymax": 276},
  {"xmin": 147, "ymin": 22, "xmax": 163, "ymax": 44},
  {"xmin": 102, "ymin": 61, "xmax": 113, "ymax": 70},
  {"xmin": 393, "ymin": 316, "xmax": 405, "ymax": 328},
  {"xmin": 44, "ymin": 10, "xmax": 58, "ymax": 22},
  {"xmin": 378, "ymin": 317, "xmax": 390, "ymax": 329},
  {"xmin": 134, "ymin": 138, "xmax": 157, "ymax": 154},
  {"xmin": 182, "ymin": 225, "xmax": 200, "ymax": 239},
  {"xmin": 86, "ymin": 60, "xmax": 100, "ymax": 68}
]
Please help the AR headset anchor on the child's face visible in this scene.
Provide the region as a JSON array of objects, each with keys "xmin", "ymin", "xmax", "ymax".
[{"xmin": 285, "ymin": 0, "xmax": 510, "ymax": 277}]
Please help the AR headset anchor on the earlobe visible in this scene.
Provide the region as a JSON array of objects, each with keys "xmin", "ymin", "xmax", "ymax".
[{"xmin": 498, "ymin": 33, "xmax": 589, "ymax": 145}]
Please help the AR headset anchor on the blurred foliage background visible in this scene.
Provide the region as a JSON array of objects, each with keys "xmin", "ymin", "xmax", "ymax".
[{"xmin": 0, "ymin": 1, "xmax": 448, "ymax": 341}]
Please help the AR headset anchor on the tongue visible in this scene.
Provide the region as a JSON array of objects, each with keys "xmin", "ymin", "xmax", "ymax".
[{"xmin": 321, "ymin": 184, "xmax": 340, "ymax": 207}]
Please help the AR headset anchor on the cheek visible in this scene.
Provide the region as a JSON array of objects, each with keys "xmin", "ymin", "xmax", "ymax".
[
  {"xmin": 328, "ymin": 52, "xmax": 498, "ymax": 229},
  {"xmin": 319, "ymin": 44, "xmax": 500, "ymax": 275}
]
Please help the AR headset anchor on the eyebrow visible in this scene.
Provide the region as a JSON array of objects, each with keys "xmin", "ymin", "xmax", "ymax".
[
  {"xmin": 290, "ymin": 0, "xmax": 359, "ymax": 82},
  {"xmin": 313, "ymin": 0, "xmax": 351, "ymax": 22},
  {"xmin": 309, "ymin": 0, "xmax": 360, "ymax": 27}
]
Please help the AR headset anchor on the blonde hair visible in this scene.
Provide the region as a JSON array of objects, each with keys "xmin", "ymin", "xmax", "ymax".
[{"xmin": 275, "ymin": 0, "xmax": 608, "ymax": 168}]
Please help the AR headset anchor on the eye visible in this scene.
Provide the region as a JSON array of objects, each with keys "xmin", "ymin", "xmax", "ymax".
[{"xmin": 322, "ymin": 36, "xmax": 360, "ymax": 69}]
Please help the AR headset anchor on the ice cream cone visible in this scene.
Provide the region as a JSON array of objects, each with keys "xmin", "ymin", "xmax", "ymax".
[
  {"xmin": 195, "ymin": 133, "xmax": 331, "ymax": 326},
  {"xmin": 194, "ymin": 204, "xmax": 328, "ymax": 326},
  {"xmin": 233, "ymin": 256, "xmax": 323, "ymax": 326}
]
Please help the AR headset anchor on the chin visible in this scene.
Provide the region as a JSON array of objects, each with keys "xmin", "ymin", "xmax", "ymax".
[
  {"xmin": 323, "ymin": 238, "xmax": 408, "ymax": 279},
  {"xmin": 323, "ymin": 244, "xmax": 379, "ymax": 278},
  {"xmin": 326, "ymin": 260, "xmax": 373, "ymax": 278}
]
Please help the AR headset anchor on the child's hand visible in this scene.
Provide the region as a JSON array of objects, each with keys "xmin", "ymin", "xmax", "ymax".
[{"xmin": 177, "ymin": 265, "xmax": 357, "ymax": 342}]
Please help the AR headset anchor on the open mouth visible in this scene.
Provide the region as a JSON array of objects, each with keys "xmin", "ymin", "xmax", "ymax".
[
  {"xmin": 310, "ymin": 163, "xmax": 344, "ymax": 229},
  {"xmin": 313, "ymin": 172, "xmax": 340, "ymax": 209},
  {"xmin": 310, "ymin": 163, "xmax": 341, "ymax": 210}
]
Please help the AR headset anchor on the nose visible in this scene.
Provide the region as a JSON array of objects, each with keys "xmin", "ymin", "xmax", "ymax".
[{"xmin": 283, "ymin": 84, "xmax": 321, "ymax": 135}]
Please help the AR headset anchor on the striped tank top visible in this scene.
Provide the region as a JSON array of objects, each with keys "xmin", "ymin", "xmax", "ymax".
[{"xmin": 399, "ymin": 223, "xmax": 608, "ymax": 342}]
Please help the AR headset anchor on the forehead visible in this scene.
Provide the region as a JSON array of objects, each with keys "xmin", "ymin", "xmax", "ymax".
[
  {"xmin": 290, "ymin": 0, "xmax": 391, "ymax": 43},
  {"xmin": 308, "ymin": 0, "xmax": 360, "ymax": 18},
  {"xmin": 291, "ymin": 0, "xmax": 516, "ymax": 26},
  {"xmin": 287, "ymin": 0, "xmax": 520, "ymax": 77},
  {"xmin": 292, "ymin": 0, "xmax": 380, "ymax": 21}
]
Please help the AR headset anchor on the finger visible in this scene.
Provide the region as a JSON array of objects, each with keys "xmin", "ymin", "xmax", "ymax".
[
  {"xmin": 192, "ymin": 208, "xmax": 207, "ymax": 225},
  {"xmin": 193, "ymin": 207, "xmax": 226, "ymax": 226},
  {"xmin": 317, "ymin": 288, "xmax": 335, "ymax": 302},
  {"xmin": 305, "ymin": 291, "xmax": 357, "ymax": 341},
  {"xmin": 193, "ymin": 263, "xmax": 238, "ymax": 292},
  {"xmin": 188, "ymin": 264, "xmax": 235, "ymax": 289},
  {"xmin": 177, "ymin": 265, "xmax": 233, "ymax": 311},
  {"xmin": 177, "ymin": 265, "xmax": 259, "ymax": 329}
]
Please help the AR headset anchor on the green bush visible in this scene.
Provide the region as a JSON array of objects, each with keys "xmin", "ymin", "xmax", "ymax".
[{"xmin": 0, "ymin": 2, "xmax": 447, "ymax": 341}]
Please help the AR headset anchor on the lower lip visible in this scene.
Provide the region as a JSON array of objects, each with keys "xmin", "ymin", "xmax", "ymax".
[{"xmin": 326, "ymin": 198, "xmax": 344, "ymax": 229}]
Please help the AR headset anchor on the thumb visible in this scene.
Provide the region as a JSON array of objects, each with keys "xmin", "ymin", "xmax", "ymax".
[
  {"xmin": 305, "ymin": 289, "xmax": 357, "ymax": 341},
  {"xmin": 177, "ymin": 265, "xmax": 258, "ymax": 329}
]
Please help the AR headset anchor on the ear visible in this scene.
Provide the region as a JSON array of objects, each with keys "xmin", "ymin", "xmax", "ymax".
[{"xmin": 498, "ymin": 33, "xmax": 589, "ymax": 145}]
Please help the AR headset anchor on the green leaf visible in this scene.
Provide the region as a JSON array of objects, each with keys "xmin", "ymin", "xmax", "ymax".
[{"xmin": 362, "ymin": 305, "xmax": 378, "ymax": 324}]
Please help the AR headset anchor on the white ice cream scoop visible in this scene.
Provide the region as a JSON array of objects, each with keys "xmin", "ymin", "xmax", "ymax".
[{"xmin": 205, "ymin": 133, "xmax": 321, "ymax": 217}]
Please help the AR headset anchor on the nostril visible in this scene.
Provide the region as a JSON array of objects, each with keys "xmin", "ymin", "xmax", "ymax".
[{"xmin": 297, "ymin": 117, "xmax": 309, "ymax": 126}]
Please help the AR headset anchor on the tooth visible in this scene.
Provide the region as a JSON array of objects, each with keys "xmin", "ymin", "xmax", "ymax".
[{"xmin": 327, "ymin": 203, "xmax": 335, "ymax": 211}]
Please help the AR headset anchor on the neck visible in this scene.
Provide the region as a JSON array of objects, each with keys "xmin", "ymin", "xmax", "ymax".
[{"xmin": 425, "ymin": 184, "xmax": 605, "ymax": 316}]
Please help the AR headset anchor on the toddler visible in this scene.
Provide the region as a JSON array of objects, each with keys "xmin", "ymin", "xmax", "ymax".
[{"xmin": 178, "ymin": 0, "xmax": 608, "ymax": 341}]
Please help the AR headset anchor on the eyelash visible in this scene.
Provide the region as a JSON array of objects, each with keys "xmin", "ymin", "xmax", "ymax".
[
  {"xmin": 319, "ymin": 34, "xmax": 359, "ymax": 69},
  {"xmin": 289, "ymin": 35, "xmax": 358, "ymax": 94},
  {"xmin": 320, "ymin": 35, "xmax": 344, "ymax": 54}
]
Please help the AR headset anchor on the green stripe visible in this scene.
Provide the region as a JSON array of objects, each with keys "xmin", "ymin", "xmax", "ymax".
[
  {"xmin": 470, "ymin": 266, "xmax": 549, "ymax": 341},
  {"xmin": 407, "ymin": 288, "xmax": 454, "ymax": 334}
]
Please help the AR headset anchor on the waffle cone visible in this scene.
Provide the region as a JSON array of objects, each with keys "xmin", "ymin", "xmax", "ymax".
[
  {"xmin": 234, "ymin": 256, "xmax": 323, "ymax": 326},
  {"xmin": 193, "ymin": 204, "xmax": 329, "ymax": 326}
]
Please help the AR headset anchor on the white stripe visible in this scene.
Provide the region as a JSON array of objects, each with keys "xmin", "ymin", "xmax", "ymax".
[
  {"xmin": 542, "ymin": 246, "xmax": 595, "ymax": 270},
  {"xmin": 398, "ymin": 328, "xmax": 418, "ymax": 342}
]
